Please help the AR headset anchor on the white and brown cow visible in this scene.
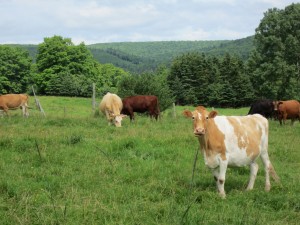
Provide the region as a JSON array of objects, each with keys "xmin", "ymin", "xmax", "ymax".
[
  {"xmin": 183, "ymin": 106, "xmax": 280, "ymax": 198},
  {"xmin": 0, "ymin": 94, "xmax": 29, "ymax": 117},
  {"xmin": 99, "ymin": 92, "xmax": 126, "ymax": 127}
]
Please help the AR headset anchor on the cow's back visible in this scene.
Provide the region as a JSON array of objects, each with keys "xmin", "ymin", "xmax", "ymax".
[
  {"xmin": 248, "ymin": 100, "xmax": 274, "ymax": 118},
  {"xmin": 0, "ymin": 94, "xmax": 24, "ymax": 108},
  {"xmin": 122, "ymin": 95, "xmax": 158, "ymax": 112},
  {"xmin": 99, "ymin": 93, "xmax": 122, "ymax": 114}
]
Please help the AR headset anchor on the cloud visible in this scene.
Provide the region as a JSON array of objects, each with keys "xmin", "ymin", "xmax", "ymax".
[{"xmin": 0, "ymin": 0, "xmax": 297, "ymax": 44}]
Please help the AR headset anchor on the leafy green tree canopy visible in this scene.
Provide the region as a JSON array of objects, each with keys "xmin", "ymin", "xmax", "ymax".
[
  {"xmin": 35, "ymin": 35, "xmax": 128, "ymax": 97},
  {"xmin": 248, "ymin": 3, "xmax": 300, "ymax": 100},
  {"xmin": 0, "ymin": 45, "xmax": 32, "ymax": 94}
]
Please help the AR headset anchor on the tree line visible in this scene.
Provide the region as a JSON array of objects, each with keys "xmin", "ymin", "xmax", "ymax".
[{"xmin": 0, "ymin": 3, "xmax": 299, "ymax": 110}]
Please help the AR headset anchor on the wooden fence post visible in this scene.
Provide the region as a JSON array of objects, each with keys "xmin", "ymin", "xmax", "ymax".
[
  {"xmin": 172, "ymin": 103, "xmax": 176, "ymax": 118},
  {"xmin": 92, "ymin": 83, "xmax": 96, "ymax": 112},
  {"xmin": 32, "ymin": 86, "xmax": 46, "ymax": 117}
]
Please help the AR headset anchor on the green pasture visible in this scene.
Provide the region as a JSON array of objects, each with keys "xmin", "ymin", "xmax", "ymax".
[{"xmin": 0, "ymin": 96, "xmax": 299, "ymax": 225}]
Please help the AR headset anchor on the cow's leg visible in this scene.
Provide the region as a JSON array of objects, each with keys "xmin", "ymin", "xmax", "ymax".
[
  {"xmin": 24, "ymin": 103, "xmax": 29, "ymax": 117},
  {"xmin": 283, "ymin": 113, "xmax": 287, "ymax": 125},
  {"xmin": 21, "ymin": 105, "xmax": 26, "ymax": 117},
  {"xmin": 129, "ymin": 110, "xmax": 134, "ymax": 121},
  {"xmin": 105, "ymin": 110, "xmax": 112, "ymax": 126},
  {"xmin": 246, "ymin": 162, "xmax": 259, "ymax": 190},
  {"xmin": 217, "ymin": 159, "xmax": 228, "ymax": 198},
  {"xmin": 211, "ymin": 168, "xmax": 219, "ymax": 186},
  {"xmin": 2, "ymin": 107, "xmax": 9, "ymax": 117},
  {"xmin": 291, "ymin": 118, "xmax": 295, "ymax": 126},
  {"xmin": 260, "ymin": 152, "xmax": 271, "ymax": 191}
]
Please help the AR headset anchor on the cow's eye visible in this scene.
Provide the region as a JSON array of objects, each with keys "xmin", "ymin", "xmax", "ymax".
[
  {"xmin": 206, "ymin": 116, "xmax": 209, "ymax": 120},
  {"xmin": 192, "ymin": 116, "xmax": 195, "ymax": 120}
]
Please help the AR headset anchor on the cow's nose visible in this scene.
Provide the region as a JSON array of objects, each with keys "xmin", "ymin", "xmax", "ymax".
[{"xmin": 194, "ymin": 128, "xmax": 205, "ymax": 134}]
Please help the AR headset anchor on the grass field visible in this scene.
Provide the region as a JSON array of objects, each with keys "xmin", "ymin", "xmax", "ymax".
[{"xmin": 0, "ymin": 96, "xmax": 299, "ymax": 225}]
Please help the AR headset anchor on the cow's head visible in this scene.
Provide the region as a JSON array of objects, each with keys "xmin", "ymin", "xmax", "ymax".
[
  {"xmin": 273, "ymin": 101, "xmax": 284, "ymax": 119},
  {"xmin": 108, "ymin": 111, "xmax": 127, "ymax": 127},
  {"xmin": 183, "ymin": 106, "xmax": 218, "ymax": 136},
  {"xmin": 273, "ymin": 101, "xmax": 283, "ymax": 111}
]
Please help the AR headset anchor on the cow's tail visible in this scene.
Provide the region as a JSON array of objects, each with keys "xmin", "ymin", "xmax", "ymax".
[
  {"xmin": 269, "ymin": 163, "xmax": 280, "ymax": 183},
  {"xmin": 156, "ymin": 98, "xmax": 160, "ymax": 119}
]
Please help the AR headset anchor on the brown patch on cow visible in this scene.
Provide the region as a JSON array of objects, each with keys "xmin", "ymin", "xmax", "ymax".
[
  {"xmin": 219, "ymin": 179, "xmax": 224, "ymax": 184},
  {"xmin": 227, "ymin": 117, "xmax": 262, "ymax": 160},
  {"xmin": 182, "ymin": 110, "xmax": 193, "ymax": 118},
  {"xmin": 205, "ymin": 118, "xmax": 227, "ymax": 161}
]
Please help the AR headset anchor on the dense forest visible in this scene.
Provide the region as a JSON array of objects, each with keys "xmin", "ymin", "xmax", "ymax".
[{"xmin": 0, "ymin": 3, "xmax": 299, "ymax": 109}]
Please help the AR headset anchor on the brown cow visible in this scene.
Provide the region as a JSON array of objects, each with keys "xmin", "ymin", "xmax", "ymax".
[
  {"xmin": 274, "ymin": 100, "xmax": 300, "ymax": 125},
  {"xmin": 121, "ymin": 95, "xmax": 160, "ymax": 121},
  {"xmin": 0, "ymin": 94, "xmax": 29, "ymax": 117}
]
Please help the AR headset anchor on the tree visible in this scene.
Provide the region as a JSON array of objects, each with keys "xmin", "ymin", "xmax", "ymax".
[
  {"xmin": 0, "ymin": 45, "xmax": 32, "ymax": 93},
  {"xmin": 248, "ymin": 3, "xmax": 300, "ymax": 100},
  {"xmin": 35, "ymin": 35, "xmax": 128, "ymax": 97},
  {"xmin": 169, "ymin": 53, "xmax": 210, "ymax": 106}
]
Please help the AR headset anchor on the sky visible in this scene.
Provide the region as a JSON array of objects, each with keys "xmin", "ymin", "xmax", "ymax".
[{"xmin": 0, "ymin": 0, "xmax": 298, "ymax": 45}]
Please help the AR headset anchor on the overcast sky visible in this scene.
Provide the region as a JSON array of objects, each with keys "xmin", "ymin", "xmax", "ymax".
[{"xmin": 0, "ymin": 0, "xmax": 298, "ymax": 45}]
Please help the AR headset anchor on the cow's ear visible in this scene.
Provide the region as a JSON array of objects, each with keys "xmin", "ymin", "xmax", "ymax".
[
  {"xmin": 120, "ymin": 114, "xmax": 127, "ymax": 118},
  {"xmin": 208, "ymin": 110, "xmax": 218, "ymax": 119},
  {"xmin": 182, "ymin": 110, "xmax": 193, "ymax": 118}
]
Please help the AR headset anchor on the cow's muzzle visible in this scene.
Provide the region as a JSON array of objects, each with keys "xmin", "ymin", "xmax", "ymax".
[{"xmin": 194, "ymin": 128, "xmax": 205, "ymax": 136}]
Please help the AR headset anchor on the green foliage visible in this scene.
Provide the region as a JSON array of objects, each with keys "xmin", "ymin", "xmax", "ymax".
[
  {"xmin": 248, "ymin": 3, "xmax": 300, "ymax": 100},
  {"xmin": 168, "ymin": 53, "xmax": 254, "ymax": 107},
  {"xmin": 0, "ymin": 45, "xmax": 32, "ymax": 93},
  {"xmin": 0, "ymin": 96, "xmax": 299, "ymax": 224},
  {"xmin": 34, "ymin": 36, "xmax": 128, "ymax": 97}
]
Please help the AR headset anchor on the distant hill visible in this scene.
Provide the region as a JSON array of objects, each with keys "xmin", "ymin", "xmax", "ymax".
[
  {"xmin": 88, "ymin": 36, "xmax": 254, "ymax": 72},
  {"xmin": 7, "ymin": 36, "xmax": 254, "ymax": 73}
]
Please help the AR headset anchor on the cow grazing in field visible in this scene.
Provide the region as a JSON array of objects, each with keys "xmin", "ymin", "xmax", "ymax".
[
  {"xmin": 0, "ymin": 94, "xmax": 29, "ymax": 117},
  {"xmin": 248, "ymin": 99, "xmax": 275, "ymax": 119},
  {"xmin": 99, "ymin": 92, "xmax": 126, "ymax": 127},
  {"xmin": 183, "ymin": 106, "xmax": 280, "ymax": 198},
  {"xmin": 121, "ymin": 95, "xmax": 160, "ymax": 121},
  {"xmin": 274, "ymin": 100, "xmax": 300, "ymax": 125}
]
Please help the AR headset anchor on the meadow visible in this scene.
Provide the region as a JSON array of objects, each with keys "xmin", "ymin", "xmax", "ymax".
[{"xmin": 0, "ymin": 96, "xmax": 299, "ymax": 225}]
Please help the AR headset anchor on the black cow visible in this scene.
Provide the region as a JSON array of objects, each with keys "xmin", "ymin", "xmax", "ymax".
[{"xmin": 248, "ymin": 99, "xmax": 275, "ymax": 119}]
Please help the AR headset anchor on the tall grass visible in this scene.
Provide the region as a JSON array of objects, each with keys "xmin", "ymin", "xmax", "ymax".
[{"xmin": 0, "ymin": 96, "xmax": 299, "ymax": 224}]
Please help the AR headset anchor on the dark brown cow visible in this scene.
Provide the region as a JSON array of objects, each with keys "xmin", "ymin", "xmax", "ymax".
[
  {"xmin": 274, "ymin": 100, "xmax": 300, "ymax": 125},
  {"xmin": 121, "ymin": 95, "xmax": 160, "ymax": 121},
  {"xmin": 0, "ymin": 94, "xmax": 29, "ymax": 117}
]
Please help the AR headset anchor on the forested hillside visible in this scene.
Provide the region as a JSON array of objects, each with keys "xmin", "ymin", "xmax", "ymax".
[
  {"xmin": 87, "ymin": 37, "xmax": 254, "ymax": 72},
  {"xmin": 14, "ymin": 37, "xmax": 254, "ymax": 73}
]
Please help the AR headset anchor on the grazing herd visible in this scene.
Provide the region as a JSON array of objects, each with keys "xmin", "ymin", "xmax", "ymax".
[
  {"xmin": 1, "ymin": 92, "xmax": 299, "ymax": 198},
  {"xmin": 248, "ymin": 99, "xmax": 300, "ymax": 125},
  {"xmin": 99, "ymin": 93, "xmax": 160, "ymax": 126}
]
